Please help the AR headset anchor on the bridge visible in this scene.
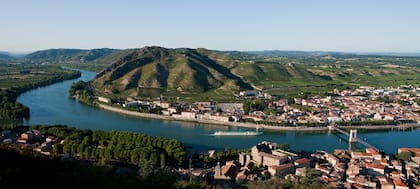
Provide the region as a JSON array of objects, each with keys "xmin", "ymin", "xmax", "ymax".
[{"xmin": 330, "ymin": 126, "xmax": 378, "ymax": 151}]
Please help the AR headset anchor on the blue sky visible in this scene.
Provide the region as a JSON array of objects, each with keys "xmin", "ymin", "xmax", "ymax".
[{"xmin": 1, "ymin": 0, "xmax": 419, "ymax": 52}]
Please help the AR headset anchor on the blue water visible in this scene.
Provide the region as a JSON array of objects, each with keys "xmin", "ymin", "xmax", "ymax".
[{"xmin": 17, "ymin": 70, "xmax": 420, "ymax": 153}]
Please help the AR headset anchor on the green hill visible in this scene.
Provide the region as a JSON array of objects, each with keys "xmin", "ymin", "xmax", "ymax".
[
  {"xmin": 24, "ymin": 48, "xmax": 117, "ymax": 64},
  {"xmin": 91, "ymin": 46, "xmax": 253, "ymax": 99}
]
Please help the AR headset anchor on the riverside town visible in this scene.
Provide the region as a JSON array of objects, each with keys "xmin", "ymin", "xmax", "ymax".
[
  {"xmin": 92, "ymin": 85, "xmax": 420, "ymax": 129},
  {"xmin": 2, "ymin": 1, "xmax": 420, "ymax": 188}
]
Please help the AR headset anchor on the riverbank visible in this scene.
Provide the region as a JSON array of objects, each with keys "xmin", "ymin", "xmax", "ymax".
[
  {"xmin": 98, "ymin": 104, "xmax": 329, "ymax": 131},
  {"xmin": 1, "ymin": 65, "xmax": 81, "ymax": 120},
  {"xmin": 99, "ymin": 103, "xmax": 420, "ymax": 132},
  {"xmin": 337, "ymin": 124, "xmax": 420, "ymax": 130}
]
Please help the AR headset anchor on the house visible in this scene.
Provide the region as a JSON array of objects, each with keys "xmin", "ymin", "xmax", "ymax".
[
  {"xmin": 123, "ymin": 101, "xmax": 140, "ymax": 108},
  {"xmin": 377, "ymin": 176, "xmax": 394, "ymax": 189},
  {"xmin": 46, "ymin": 136, "xmax": 57, "ymax": 143},
  {"xmin": 193, "ymin": 102, "xmax": 212, "ymax": 111},
  {"xmin": 294, "ymin": 158, "xmax": 311, "ymax": 168},
  {"xmin": 327, "ymin": 116, "xmax": 342, "ymax": 124},
  {"xmin": 180, "ymin": 111, "xmax": 196, "ymax": 119},
  {"xmin": 366, "ymin": 148, "xmax": 382, "ymax": 159},
  {"xmin": 326, "ymin": 154, "xmax": 339, "ymax": 166},
  {"xmin": 295, "ymin": 167, "xmax": 307, "ymax": 177},
  {"xmin": 235, "ymin": 168, "xmax": 249, "ymax": 183},
  {"xmin": 346, "ymin": 163, "xmax": 360, "ymax": 179},
  {"xmin": 351, "ymin": 175, "xmax": 377, "ymax": 188},
  {"xmin": 217, "ymin": 103, "xmax": 244, "ymax": 113},
  {"xmin": 351, "ymin": 151, "xmax": 375, "ymax": 160},
  {"xmin": 209, "ymin": 115, "xmax": 230, "ymax": 122},
  {"xmin": 98, "ymin": 96, "xmax": 111, "ymax": 103},
  {"xmin": 161, "ymin": 110, "xmax": 170, "ymax": 116},
  {"xmin": 393, "ymin": 177, "xmax": 409, "ymax": 189},
  {"xmin": 240, "ymin": 90, "xmax": 260, "ymax": 97},
  {"xmin": 268, "ymin": 164, "xmax": 295, "ymax": 177},
  {"xmin": 214, "ymin": 162, "xmax": 230, "ymax": 180},
  {"xmin": 160, "ymin": 102, "xmax": 170, "ymax": 109},
  {"xmin": 17, "ymin": 131, "xmax": 34, "ymax": 144},
  {"xmin": 365, "ymin": 163, "xmax": 386, "ymax": 176},
  {"xmin": 167, "ymin": 107, "xmax": 178, "ymax": 114},
  {"xmin": 221, "ymin": 161, "xmax": 239, "ymax": 180}
]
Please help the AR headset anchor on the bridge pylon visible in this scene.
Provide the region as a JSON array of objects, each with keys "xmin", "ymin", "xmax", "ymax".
[{"xmin": 349, "ymin": 129, "xmax": 357, "ymax": 143}]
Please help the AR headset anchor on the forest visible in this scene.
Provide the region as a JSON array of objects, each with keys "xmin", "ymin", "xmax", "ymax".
[{"xmin": 29, "ymin": 125, "xmax": 187, "ymax": 168}]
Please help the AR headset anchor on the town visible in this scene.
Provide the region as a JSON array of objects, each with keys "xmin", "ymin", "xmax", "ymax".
[
  {"xmin": 210, "ymin": 141, "xmax": 420, "ymax": 188},
  {"xmin": 1, "ymin": 127, "xmax": 419, "ymax": 188},
  {"xmin": 97, "ymin": 85, "xmax": 420, "ymax": 128}
]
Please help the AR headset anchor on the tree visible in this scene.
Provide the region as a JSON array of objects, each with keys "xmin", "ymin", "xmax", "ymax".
[
  {"xmin": 160, "ymin": 153, "xmax": 166, "ymax": 168},
  {"xmin": 52, "ymin": 143, "xmax": 63, "ymax": 157},
  {"xmin": 138, "ymin": 159, "xmax": 154, "ymax": 178},
  {"xmin": 277, "ymin": 143, "xmax": 290, "ymax": 151},
  {"xmin": 395, "ymin": 152, "xmax": 412, "ymax": 162}
]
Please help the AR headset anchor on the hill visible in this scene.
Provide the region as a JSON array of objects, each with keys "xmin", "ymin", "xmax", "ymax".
[
  {"xmin": 23, "ymin": 48, "xmax": 117, "ymax": 64},
  {"xmin": 0, "ymin": 51, "xmax": 15, "ymax": 61},
  {"xmin": 91, "ymin": 46, "xmax": 253, "ymax": 99}
]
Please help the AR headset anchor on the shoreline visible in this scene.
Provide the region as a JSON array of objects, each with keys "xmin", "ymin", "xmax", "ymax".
[{"xmin": 98, "ymin": 103, "xmax": 420, "ymax": 132}]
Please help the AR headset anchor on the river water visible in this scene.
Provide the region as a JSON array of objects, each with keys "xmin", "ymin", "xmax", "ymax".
[{"xmin": 17, "ymin": 70, "xmax": 420, "ymax": 153}]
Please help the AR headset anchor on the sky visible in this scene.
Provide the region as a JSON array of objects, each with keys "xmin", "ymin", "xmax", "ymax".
[{"xmin": 1, "ymin": 0, "xmax": 419, "ymax": 53}]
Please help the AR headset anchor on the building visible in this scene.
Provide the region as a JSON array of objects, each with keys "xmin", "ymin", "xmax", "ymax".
[
  {"xmin": 239, "ymin": 90, "xmax": 260, "ymax": 97},
  {"xmin": 180, "ymin": 111, "xmax": 196, "ymax": 119},
  {"xmin": 251, "ymin": 141, "xmax": 286, "ymax": 166},
  {"xmin": 268, "ymin": 164, "xmax": 295, "ymax": 177},
  {"xmin": 239, "ymin": 152, "xmax": 246, "ymax": 166},
  {"xmin": 160, "ymin": 102, "xmax": 170, "ymax": 109},
  {"xmin": 17, "ymin": 131, "xmax": 34, "ymax": 144},
  {"xmin": 98, "ymin": 96, "xmax": 111, "ymax": 103},
  {"xmin": 259, "ymin": 152, "xmax": 289, "ymax": 167},
  {"xmin": 294, "ymin": 158, "xmax": 311, "ymax": 168}
]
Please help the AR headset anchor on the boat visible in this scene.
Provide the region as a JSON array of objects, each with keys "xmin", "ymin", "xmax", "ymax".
[{"xmin": 212, "ymin": 130, "xmax": 263, "ymax": 136}]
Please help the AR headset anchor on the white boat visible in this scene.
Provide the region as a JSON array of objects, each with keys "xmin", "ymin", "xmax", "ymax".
[{"xmin": 212, "ymin": 130, "xmax": 263, "ymax": 136}]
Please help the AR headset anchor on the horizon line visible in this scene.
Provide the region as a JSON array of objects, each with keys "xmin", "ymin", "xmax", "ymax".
[{"xmin": 1, "ymin": 46, "xmax": 420, "ymax": 56}]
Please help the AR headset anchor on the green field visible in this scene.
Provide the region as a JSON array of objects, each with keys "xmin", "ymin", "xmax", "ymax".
[
  {"xmin": 0, "ymin": 64, "xmax": 80, "ymax": 89},
  {"xmin": 0, "ymin": 64, "xmax": 80, "ymax": 120},
  {"xmin": 232, "ymin": 56, "xmax": 420, "ymax": 98}
]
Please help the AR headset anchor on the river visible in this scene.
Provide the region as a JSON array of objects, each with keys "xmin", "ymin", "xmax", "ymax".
[{"xmin": 17, "ymin": 69, "xmax": 420, "ymax": 153}]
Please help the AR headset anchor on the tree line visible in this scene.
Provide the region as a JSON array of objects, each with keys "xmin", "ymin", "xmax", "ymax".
[{"xmin": 30, "ymin": 125, "xmax": 187, "ymax": 169}]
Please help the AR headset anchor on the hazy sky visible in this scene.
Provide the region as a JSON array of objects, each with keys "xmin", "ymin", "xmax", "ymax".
[{"xmin": 1, "ymin": 0, "xmax": 419, "ymax": 52}]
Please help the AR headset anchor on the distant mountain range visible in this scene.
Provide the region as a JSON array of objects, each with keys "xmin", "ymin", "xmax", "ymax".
[
  {"xmin": 0, "ymin": 51, "xmax": 15, "ymax": 60},
  {"xmin": 23, "ymin": 48, "xmax": 118, "ymax": 63},
  {"xmin": 246, "ymin": 50, "xmax": 420, "ymax": 57},
  {"xmin": 2, "ymin": 48, "xmax": 419, "ymax": 64}
]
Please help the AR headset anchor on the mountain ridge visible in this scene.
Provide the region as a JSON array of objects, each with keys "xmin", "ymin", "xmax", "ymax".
[
  {"xmin": 23, "ymin": 48, "xmax": 118, "ymax": 63},
  {"xmin": 91, "ymin": 46, "xmax": 253, "ymax": 98}
]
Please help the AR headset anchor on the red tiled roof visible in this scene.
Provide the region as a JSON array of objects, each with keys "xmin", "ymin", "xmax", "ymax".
[
  {"xmin": 294, "ymin": 158, "xmax": 310, "ymax": 164},
  {"xmin": 366, "ymin": 148, "xmax": 379, "ymax": 154},
  {"xmin": 365, "ymin": 163, "xmax": 386, "ymax": 170},
  {"xmin": 393, "ymin": 177, "xmax": 407, "ymax": 187},
  {"xmin": 221, "ymin": 164, "xmax": 233, "ymax": 175}
]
